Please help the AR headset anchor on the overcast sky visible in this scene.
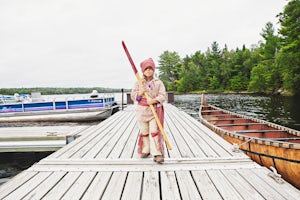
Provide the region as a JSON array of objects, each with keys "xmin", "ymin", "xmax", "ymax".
[{"xmin": 0, "ymin": 0, "xmax": 288, "ymax": 90}]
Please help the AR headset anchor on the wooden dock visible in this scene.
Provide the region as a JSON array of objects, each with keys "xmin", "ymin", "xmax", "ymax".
[
  {"xmin": 0, "ymin": 125, "xmax": 89, "ymax": 152},
  {"xmin": 0, "ymin": 104, "xmax": 299, "ymax": 199}
]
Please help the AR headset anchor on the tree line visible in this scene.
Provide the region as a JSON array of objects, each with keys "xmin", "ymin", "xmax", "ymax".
[
  {"xmin": 158, "ymin": 0, "xmax": 300, "ymax": 95},
  {"xmin": 0, "ymin": 87, "xmax": 128, "ymax": 95}
]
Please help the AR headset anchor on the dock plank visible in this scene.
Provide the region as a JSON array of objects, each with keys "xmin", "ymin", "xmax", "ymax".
[
  {"xmin": 163, "ymin": 118, "xmax": 183, "ymax": 158},
  {"xmin": 142, "ymin": 171, "xmax": 160, "ymax": 200},
  {"xmin": 167, "ymin": 106, "xmax": 216, "ymax": 157},
  {"xmin": 192, "ymin": 170, "xmax": 223, "ymax": 200},
  {"xmin": 108, "ymin": 114, "xmax": 137, "ymax": 158},
  {"xmin": 176, "ymin": 171, "xmax": 202, "ymax": 199},
  {"xmin": 251, "ymin": 168, "xmax": 300, "ymax": 200},
  {"xmin": 47, "ymin": 111, "xmax": 126, "ymax": 159},
  {"xmin": 56, "ymin": 125, "xmax": 103, "ymax": 158},
  {"xmin": 82, "ymin": 112, "xmax": 134, "ymax": 159},
  {"xmin": 166, "ymin": 109, "xmax": 206, "ymax": 157},
  {"xmin": 221, "ymin": 169, "xmax": 265, "ymax": 200},
  {"xmin": 120, "ymin": 124, "xmax": 139, "ymax": 158},
  {"xmin": 0, "ymin": 171, "xmax": 37, "ymax": 199},
  {"xmin": 160, "ymin": 171, "xmax": 181, "ymax": 200},
  {"xmin": 121, "ymin": 172, "xmax": 143, "ymax": 200},
  {"xmin": 164, "ymin": 112, "xmax": 195, "ymax": 157},
  {"xmin": 61, "ymin": 171, "xmax": 96, "ymax": 200},
  {"xmin": 101, "ymin": 172, "xmax": 127, "ymax": 200},
  {"xmin": 2, "ymin": 171, "xmax": 52, "ymax": 200},
  {"xmin": 23, "ymin": 171, "xmax": 67, "ymax": 200},
  {"xmin": 167, "ymin": 104, "xmax": 236, "ymax": 157},
  {"xmin": 59, "ymin": 119, "xmax": 124, "ymax": 159},
  {"xmin": 45, "ymin": 125, "xmax": 99, "ymax": 159},
  {"xmin": 178, "ymin": 105, "xmax": 243, "ymax": 154},
  {"xmin": 81, "ymin": 172, "xmax": 112, "ymax": 200},
  {"xmin": 206, "ymin": 170, "xmax": 243, "ymax": 200},
  {"xmin": 95, "ymin": 114, "xmax": 136, "ymax": 159},
  {"xmin": 237, "ymin": 168, "xmax": 286, "ymax": 200},
  {"xmin": 42, "ymin": 171, "xmax": 82, "ymax": 199}
]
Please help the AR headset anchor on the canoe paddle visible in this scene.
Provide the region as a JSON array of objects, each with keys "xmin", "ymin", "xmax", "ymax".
[{"xmin": 121, "ymin": 41, "xmax": 172, "ymax": 150}]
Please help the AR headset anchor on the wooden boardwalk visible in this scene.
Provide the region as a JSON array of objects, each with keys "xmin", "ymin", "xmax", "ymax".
[
  {"xmin": 0, "ymin": 104, "xmax": 299, "ymax": 199},
  {"xmin": 0, "ymin": 125, "xmax": 89, "ymax": 152}
]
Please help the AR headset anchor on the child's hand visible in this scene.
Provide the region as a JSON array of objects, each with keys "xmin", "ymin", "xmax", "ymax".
[
  {"xmin": 138, "ymin": 85, "xmax": 147, "ymax": 96},
  {"xmin": 147, "ymin": 98, "xmax": 158, "ymax": 105}
]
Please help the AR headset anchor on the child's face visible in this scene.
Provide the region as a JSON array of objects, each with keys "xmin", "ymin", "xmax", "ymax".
[{"xmin": 143, "ymin": 67, "xmax": 154, "ymax": 77}]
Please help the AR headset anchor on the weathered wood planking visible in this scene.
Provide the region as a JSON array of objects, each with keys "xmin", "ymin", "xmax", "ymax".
[
  {"xmin": 0, "ymin": 126, "xmax": 88, "ymax": 139},
  {"xmin": 0, "ymin": 125, "xmax": 89, "ymax": 152},
  {"xmin": 0, "ymin": 104, "xmax": 299, "ymax": 199}
]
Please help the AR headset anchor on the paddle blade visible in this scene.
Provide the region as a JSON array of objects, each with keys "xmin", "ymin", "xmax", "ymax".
[{"xmin": 122, "ymin": 41, "xmax": 138, "ymax": 74}]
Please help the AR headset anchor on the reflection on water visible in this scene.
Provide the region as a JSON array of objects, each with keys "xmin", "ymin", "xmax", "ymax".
[{"xmin": 174, "ymin": 93, "xmax": 300, "ymax": 131}]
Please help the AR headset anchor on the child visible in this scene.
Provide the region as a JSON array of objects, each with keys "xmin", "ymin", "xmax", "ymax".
[{"xmin": 131, "ymin": 58, "xmax": 167, "ymax": 163}]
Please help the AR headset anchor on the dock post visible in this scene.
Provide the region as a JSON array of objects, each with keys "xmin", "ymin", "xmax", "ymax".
[
  {"xmin": 121, "ymin": 89, "xmax": 124, "ymax": 110},
  {"xmin": 167, "ymin": 92, "xmax": 174, "ymax": 103},
  {"xmin": 127, "ymin": 93, "xmax": 133, "ymax": 104}
]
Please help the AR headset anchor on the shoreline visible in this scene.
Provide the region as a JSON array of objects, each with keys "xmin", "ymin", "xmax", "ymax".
[{"xmin": 174, "ymin": 90, "xmax": 295, "ymax": 96}]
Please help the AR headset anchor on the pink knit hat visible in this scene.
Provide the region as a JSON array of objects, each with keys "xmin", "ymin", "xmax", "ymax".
[{"xmin": 140, "ymin": 58, "xmax": 155, "ymax": 72}]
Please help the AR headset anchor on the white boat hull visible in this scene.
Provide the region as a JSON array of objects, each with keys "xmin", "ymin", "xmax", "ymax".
[{"xmin": 0, "ymin": 106, "xmax": 118, "ymax": 122}]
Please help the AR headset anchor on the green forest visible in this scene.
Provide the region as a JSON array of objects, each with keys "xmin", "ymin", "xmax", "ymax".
[
  {"xmin": 0, "ymin": 87, "xmax": 126, "ymax": 95},
  {"xmin": 158, "ymin": 0, "xmax": 300, "ymax": 95}
]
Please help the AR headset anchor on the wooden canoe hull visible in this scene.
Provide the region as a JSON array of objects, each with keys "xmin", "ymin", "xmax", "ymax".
[{"xmin": 200, "ymin": 104, "xmax": 300, "ymax": 189}]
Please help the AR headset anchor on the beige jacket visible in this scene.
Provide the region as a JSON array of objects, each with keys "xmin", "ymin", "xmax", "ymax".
[{"xmin": 131, "ymin": 77, "xmax": 166, "ymax": 122}]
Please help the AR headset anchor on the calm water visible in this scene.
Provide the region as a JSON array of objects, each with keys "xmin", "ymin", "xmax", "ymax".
[
  {"xmin": 0, "ymin": 152, "xmax": 53, "ymax": 185},
  {"xmin": 174, "ymin": 93, "xmax": 300, "ymax": 131},
  {"xmin": 1, "ymin": 93, "xmax": 300, "ymax": 184}
]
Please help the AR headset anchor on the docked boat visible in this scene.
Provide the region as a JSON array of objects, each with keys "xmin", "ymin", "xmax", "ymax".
[
  {"xmin": 199, "ymin": 94, "xmax": 300, "ymax": 189},
  {"xmin": 0, "ymin": 93, "xmax": 29, "ymax": 104},
  {"xmin": 0, "ymin": 92, "xmax": 119, "ymax": 122}
]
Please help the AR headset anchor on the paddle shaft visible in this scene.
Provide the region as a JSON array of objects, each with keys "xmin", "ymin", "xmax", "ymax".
[{"xmin": 122, "ymin": 41, "xmax": 172, "ymax": 150}]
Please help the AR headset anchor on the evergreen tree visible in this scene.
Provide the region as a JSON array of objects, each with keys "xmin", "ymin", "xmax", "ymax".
[
  {"xmin": 277, "ymin": 0, "xmax": 300, "ymax": 94},
  {"xmin": 248, "ymin": 63, "xmax": 268, "ymax": 92},
  {"xmin": 220, "ymin": 45, "xmax": 235, "ymax": 90},
  {"xmin": 177, "ymin": 62, "xmax": 202, "ymax": 92},
  {"xmin": 188, "ymin": 51, "xmax": 209, "ymax": 90},
  {"xmin": 249, "ymin": 22, "xmax": 281, "ymax": 93},
  {"xmin": 260, "ymin": 22, "xmax": 280, "ymax": 60},
  {"xmin": 158, "ymin": 51, "xmax": 182, "ymax": 91},
  {"xmin": 206, "ymin": 42, "xmax": 222, "ymax": 90}
]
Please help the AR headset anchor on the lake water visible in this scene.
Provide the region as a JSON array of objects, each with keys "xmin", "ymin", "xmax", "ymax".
[
  {"xmin": 1, "ymin": 93, "xmax": 300, "ymax": 185},
  {"xmin": 173, "ymin": 93, "xmax": 300, "ymax": 131}
]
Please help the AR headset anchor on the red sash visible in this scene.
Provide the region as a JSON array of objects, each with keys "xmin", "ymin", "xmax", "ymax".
[{"xmin": 138, "ymin": 98, "xmax": 149, "ymax": 106}]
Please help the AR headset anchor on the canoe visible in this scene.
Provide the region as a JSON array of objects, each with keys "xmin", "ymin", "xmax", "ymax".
[
  {"xmin": 199, "ymin": 94, "xmax": 300, "ymax": 189},
  {"xmin": 0, "ymin": 93, "xmax": 119, "ymax": 122}
]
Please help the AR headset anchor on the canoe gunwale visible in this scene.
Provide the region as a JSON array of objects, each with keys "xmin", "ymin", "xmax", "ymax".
[{"xmin": 199, "ymin": 105, "xmax": 300, "ymax": 150}]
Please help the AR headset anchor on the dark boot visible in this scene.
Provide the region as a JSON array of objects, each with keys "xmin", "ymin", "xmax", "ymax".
[
  {"xmin": 140, "ymin": 153, "xmax": 150, "ymax": 158},
  {"xmin": 154, "ymin": 155, "xmax": 164, "ymax": 163}
]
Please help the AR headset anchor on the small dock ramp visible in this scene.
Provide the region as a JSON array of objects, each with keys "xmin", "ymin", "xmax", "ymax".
[
  {"xmin": 0, "ymin": 104, "xmax": 299, "ymax": 199},
  {"xmin": 0, "ymin": 125, "xmax": 90, "ymax": 152}
]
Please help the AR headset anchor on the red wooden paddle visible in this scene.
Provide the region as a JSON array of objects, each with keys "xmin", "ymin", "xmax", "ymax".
[{"xmin": 122, "ymin": 41, "xmax": 172, "ymax": 150}]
